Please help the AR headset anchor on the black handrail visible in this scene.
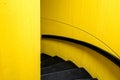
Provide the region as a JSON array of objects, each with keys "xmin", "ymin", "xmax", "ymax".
[{"xmin": 42, "ymin": 35, "xmax": 120, "ymax": 67}]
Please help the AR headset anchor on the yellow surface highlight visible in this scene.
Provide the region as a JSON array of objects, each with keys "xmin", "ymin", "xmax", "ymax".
[
  {"xmin": 0, "ymin": 0, "xmax": 40, "ymax": 80},
  {"xmin": 41, "ymin": 0, "xmax": 120, "ymax": 58}
]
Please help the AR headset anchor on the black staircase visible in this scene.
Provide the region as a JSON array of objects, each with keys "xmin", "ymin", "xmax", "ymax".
[{"xmin": 41, "ymin": 53, "xmax": 98, "ymax": 80}]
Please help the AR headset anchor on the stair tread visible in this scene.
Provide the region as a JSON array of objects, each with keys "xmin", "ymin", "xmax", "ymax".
[
  {"xmin": 41, "ymin": 53, "xmax": 52, "ymax": 61},
  {"xmin": 42, "ymin": 68, "xmax": 93, "ymax": 80},
  {"xmin": 75, "ymin": 78, "xmax": 98, "ymax": 80},
  {"xmin": 42, "ymin": 61, "xmax": 78, "ymax": 74},
  {"xmin": 41, "ymin": 56, "xmax": 65, "ymax": 68}
]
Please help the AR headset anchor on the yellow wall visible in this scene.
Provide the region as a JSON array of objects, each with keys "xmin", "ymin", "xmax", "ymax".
[
  {"xmin": 41, "ymin": 0, "xmax": 120, "ymax": 80},
  {"xmin": 0, "ymin": 0, "xmax": 40, "ymax": 80},
  {"xmin": 41, "ymin": 0, "xmax": 120, "ymax": 58}
]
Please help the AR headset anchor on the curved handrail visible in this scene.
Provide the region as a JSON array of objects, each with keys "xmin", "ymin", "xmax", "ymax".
[
  {"xmin": 41, "ymin": 17, "xmax": 120, "ymax": 58},
  {"xmin": 42, "ymin": 34, "xmax": 120, "ymax": 67}
]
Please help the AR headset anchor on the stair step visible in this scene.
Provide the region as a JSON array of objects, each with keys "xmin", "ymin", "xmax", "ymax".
[
  {"xmin": 41, "ymin": 68, "xmax": 92, "ymax": 80},
  {"xmin": 42, "ymin": 61, "xmax": 78, "ymax": 74},
  {"xmin": 41, "ymin": 56, "xmax": 65, "ymax": 68},
  {"xmin": 75, "ymin": 78, "xmax": 98, "ymax": 80},
  {"xmin": 41, "ymin": 53, "xmax": 52, "ymax": 61}
]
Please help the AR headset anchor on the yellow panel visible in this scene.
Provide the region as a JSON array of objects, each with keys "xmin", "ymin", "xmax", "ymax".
[
  {"xmin": 41, "ymin": 0, "xmax": 120, "ymax": 58},
  {"xmin": 42, "ymin": 39, "xmax": 120, "ymax": 80},
  {"xmin": 0, "ymin": 0, "xmax": 40, "ymax": 80}
]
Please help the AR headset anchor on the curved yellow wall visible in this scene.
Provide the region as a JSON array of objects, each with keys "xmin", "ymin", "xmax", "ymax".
[
  {"xmin": 0, "ymin": 0, "xmax": 40, "ymax": 80},
  {"xmin": 41, "ymin": 0, "xmax": 120, "ymax": 58},
  {"xmin": 41, "ymin": 39, "xmax": 120, "ymax": 80},
  {"xmin": 41, "ymin": 0, "xmax": 120, "ymax": 80}
]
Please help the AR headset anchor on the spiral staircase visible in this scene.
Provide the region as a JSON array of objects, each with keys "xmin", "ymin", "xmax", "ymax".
[{"xmin": 41, "ymin": 53, "xmax": 98, "ymax": 80}]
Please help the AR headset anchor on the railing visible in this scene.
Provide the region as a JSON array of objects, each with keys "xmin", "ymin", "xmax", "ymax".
[{"xmin": 42, "ymin": 35, "xmax": 120, "ymax": 67}]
